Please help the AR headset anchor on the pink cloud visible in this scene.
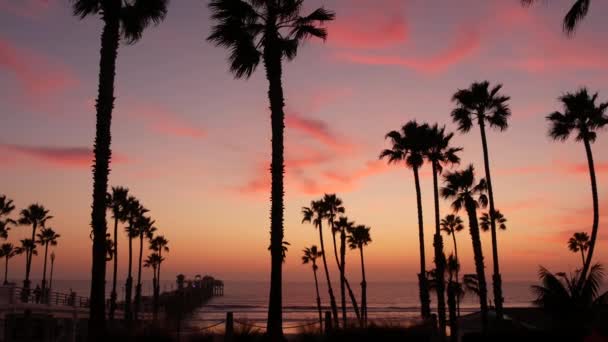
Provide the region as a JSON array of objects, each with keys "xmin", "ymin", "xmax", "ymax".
[
  {"xmin": 328, "ymin": 15, "xmax": 407, "ymax": 49},
  {"xmin": 0, "ymin": 36, "xmax": 77, "ymax": 100},
  {"xmin": 285, "ymin": 112, "xmax": 354, "ymax": 152},
  {"xmin": 127, "ymin": 106, "xmax": 206, "ymax": 140},
  {"xmin": 335, "ymin": 28, "xmax": 480, "ymax": 74},
  {"xmin": 0, "ymin": 143, "xmax": 128, "ymax": 169}
]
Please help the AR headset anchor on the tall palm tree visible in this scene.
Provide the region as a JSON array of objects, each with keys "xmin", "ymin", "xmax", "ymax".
[
  {"xmin": 533, "ymin": 264, "xmax": 608, "ymax": 337},
  {"xmin": 36, "ymin": 227, "xmax": 60, "ymax": 303},
  {"xmin": 347, "ymin": 224, "xmax": 371, "ymax": 327},
  {"xmin": 134, "ymin": 215, "xmax": 156, "ymax": 321},
  {"xmin": 332, "ymin": 216, "xmax": 361, "ymax": 322},
  {"xmin": 568, "ymin": 232, "xmax": 590, "ymax": 268},
  {"xmin": 323, "ymin": 194, "xmax": 353, "ymax": 326},
  {"xmin": 124, "ymin": 197, "xmax": 147, "ymax": 323},
  {"xmin": 17, "ymin": 204, "xmax": 52, "ymax": 300},
  {"xmin": 521, "ymin": 0, "xmax": 591, "ymax": 35},
  {"xmin": 106, "ymin": 186, "xmax": 129, "ymax": 320},
  {"xmin": 446, "ymin": 254, "xmax": 461, "ymax": 341},
  {"xmin": 0, "ymin": 243, "xmax": 16, "ymax": 285},
  {"xmin": 71, "ymin": 0, "xmax": 168, "ymax": 335},
  {"xmin": 302, "ymin": 245, "xmax": 324, "ymax": 332},
  {"xmin": 441, "ymin": 165, "xmax": 489, "ymax": 332},
  {"xmin": 440, "ymin": 215, "xmax": 464, "ymax": 265},
  {"xmin": 380, "ymin": 121, "xmax": 432, "ymax": 319},
  {"xmin": 208, "ymin": 2, "xmax": 335, "ymax": 337},
  {"xmin": 150, "ymin": 235, "xmax": 169, "ymax": 319},
  {"xmin": 302, "ymin": 201, "xmax": 339, "ymax": 328},
  {"xmin": 424, "ymin": 123, "xmax": 462, "ymax": 335},
  {"xmin": 547, "ymin": 88, "xmax": 608, "ymax": 285},
  {"xmin": 452, "ymin": 81, "xmax": 510, "ymax": 319}
]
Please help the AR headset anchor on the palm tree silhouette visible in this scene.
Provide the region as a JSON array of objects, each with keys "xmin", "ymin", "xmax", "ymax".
[
  {"xmin": 17, "ymin": 204, "xmax": 52, "ymax": 301},
  {"xmin": 441, "ymin": 165, "xmax": 489, "ymax": 331},
  {"xmin": 333, "ymin": 216, "xmax": 361, "ymax": 322},
  {"xmin": 303, "ymin": 201, "xmax": 339, "ymax": 328},
  {"xmin": 480, "ymin": 210, "xmax": 507, "ymax": 233},
  {"xmin": 380, "ymin": 121, "xmax": 432, "ymax": 319},
  {"xmin": 424, "ymin": 123, "xmax": 461, "ymax": 335},
  {"xmin": 446, "ymin": 254, "xmax": 462, "ymax": 341},
  {"xmin": 521, "ymin": 0, "xmax": 591, "ymax": 35},
  {"xmin": 71, "ymin": 0, "xmax": 168, "ymax": 333},
  {"xmin": 207, "ymin": 1, "xmax": 335, "ymax": 337},
  {"xmin": 302, "ymin": 245, "xmax": 324, "ymax": 332},
  {"xmin": 547, "ymin": 88, "xmax": 608, "ymax": 286},
  {"xmin": 0, "ymin": 243, "xmax": 17, "ymax": 285},
  {"xmin": 150, "ymin": 235, "xmax": 169, "ymax": 320},
  {"xmin": 568, "ymin": 232, "xmax": 590, "ymax": 268},
  {"xmin": 533, "ymin": 264, "xmax": 608, "ymax": 336},
  {"xmin": 0, "ymin": 195, "xmax": 16, "ymax": 235},
  {"xmin": 323, "ymin": 194, "xmax": 352, "ymax": 326},
  {"xmin": 347, "ymin": 224, "xmax": 371, "ymax": 327},
  {"xmin": 134, "ymin": 215, "xmax": 156, "ymax": 321},
  {"xmin": 16, "ymin": 238, "xmax": 37, "ymax": 300},
  {"xmin": 143, "ymin": 252, "xmax": 163, "ymax": 320},
  {"xmin": 106, "ymin": 186, "xmax": 129, "ymax": 320},
  {"xmin": 36, "ymin": 227, "xmax": 60, "ymax": 303},
  {"xmin": 124, "ymin": 197, "xmax": 147, "ymax": 323},
  {"xmin": 441, "ymin": 215, "xmax": 464, "ymax": 267},
  {"xmin": 452, "ymin": 81, "xmax": 510, "ymax": 319}
]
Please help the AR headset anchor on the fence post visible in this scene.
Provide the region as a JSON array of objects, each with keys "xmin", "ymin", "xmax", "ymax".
[
  {"xmin": 324, "ymin": 311, "xmax": 332, "ymax": 335},
  {"xmin": 225, "ymin": 312, "xmax": 234, "ymax": 342}
]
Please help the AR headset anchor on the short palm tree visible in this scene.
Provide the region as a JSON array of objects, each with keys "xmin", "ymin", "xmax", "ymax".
[
  {"xmin": 568, "ymin": 232, "xmax": 590, "ymax": 268},
  {"xmin": 446, "ymin": 254, "xmax": 461, "ymax": 341},
  {"xmin": 150, "ymin": 235, "xmax": 169, "ymax": 320},
  {"xmin": 533, "ymin": 264, "xmax": 608, "ymax": 337},
  {"xmin": 106, "ymin": 186, "xmax": 129, "ymax": 320},
  {"xmin": 0, "ymin": 195, "xmax": 16, "ymax": 238},
  {"xmin": 547, "ymin": 88, "xmax": 608, "ymax": 285},
  {"xmin": 332, "ymin": 216, "xmax": 361, "ymax": 322},
  {"xmin": 452, "ymin": 81, "xmax": 510, "ymax": 319},
  {"xmin": 302, "ymin": 245, "xmax": 324, "ymax": 332},
  {"xmin": 441, "ymin": 215, "xmax": 464, "ymax": 264},
  {"xmin": 380, "ymin": 121, "xmax": 432, "ymax": 319},
  {"xmin": 521, "ymin": 0, "xmax": 591, "ymax": 35},
  {"xmin": 441, "ymin": 165, "xmax": 490, "ymax": 331},
  {"xmin": 36, "ymin": 227, "xmax": 60, "ymax": 302},
  {"xmin": 18, "ymin": 204, "xmax": 52, "ymax": 300},
  {"xmin": 16, "ymin": 239, "xmax": 37, "ymax": 300},
  {"xmin": 207, "ymin": 1, "xmax": 335, "ymax": 337},
  {"xmin": 424, "ymin": 123, "xmax": 462, "ymax": 335},
  {"xmin": 124, "ymin": 197, "xmax": 147, "ymax": 323},
  {"xmin": 0, "ymin": 243, "xmax": 16, "ymax": 285},
  {"xmin": 302, "ymin": 201, "xmax": 339, "ymax": 327},
  {"xmin": 134, "ymin": 215, "xmax": 156, "ymax": 321},
  {"xmin": 347, "ymin": 224, "xmax": 371, "ymax": 327},
  {"xmin": 144, "ymin": 252, "xmax": 163, "ymax": 320},
  {"xmin": 71, "ymin": 0, "xmax": 168, "ymax": 334},
  {"xmin": 480, "ymin": 210, "xmax": 507, "ymax": 232}
]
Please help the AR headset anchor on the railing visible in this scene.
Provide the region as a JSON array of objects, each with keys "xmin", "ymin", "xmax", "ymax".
[{"xmin": 12, "ymin": 287, "xmax": 90, "ymax": 308}]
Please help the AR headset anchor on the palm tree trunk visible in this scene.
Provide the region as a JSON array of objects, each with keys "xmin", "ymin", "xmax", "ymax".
[
  {"xmin": 23, "ymin": 222, "xmax": 37, "ymax": 301},
  {"xmin": 42, "ymin": 243, "xmax": 49, "ymax": 303},
  {"xmin": 447, "ymin": 281, "xmax": 458, "ymax": 342},
  {"xmin": 452, "ymin": 233, "xmax": 461, "ymax": 317},
  {"xmin": 89, "ymin": 5, "xmax": 121, "ymax": 338},
  {"xmin": 340, "ymin": 230, "xmax": 347, "ymax": 327},
  {"xmin": 317, "ymin": 221, "xmax": 339, "ymax": 329},
  {"xmin": 580, "ymin": 249, "xmax": 585, "ymax": 268},
  {"xmin": 478, "ymin": 121, "xmax": 503, "ymax": 319},
  {"xmin": 134, "ymin": 233, "xmax": 144, "ymax": 321},
  {"xmin": 4, "ymin": 256, "xmax": 8, "ymax": 285},
  {"xmin": 359, "ymin": 247, "xmax": 367, "ymax": 327},
  {"xmin": 154, "ymin": 250, "xmax": 162, "ymax": 320},
  {"xmin": 413, "ymin": 167, "xmax": 431, "ymax": 319},
  {"xmin": 313, "ymin": 266, "xmax": 323, "ymax": 333},
  {"xmin": 466, "ymin": 199, "xmax": 488, "ymax": 332},
  {"xmin": 49, "ymin": 257, "xmax": 54, "ymax": 290},
  {"xmin": 332, "ymin": 231, "xmax": 361, "ymax": 321},
  {"xmin": 263, "ymin": 33, "xmax": 286, "ymax": 341},
  {"xmin": 125, "ymin": 236, "xmax": 133, "ymax": 323},
  {"xmin": 580, "ymin": 138, "xmax": 599, "ymax": 286},
  {"xmin": 109, "ymin": 217, "xmax": 118, "ymax": 320},
  {"xmin": 431, "ymin": 162, "xmax": 447, "ymax": 336}
]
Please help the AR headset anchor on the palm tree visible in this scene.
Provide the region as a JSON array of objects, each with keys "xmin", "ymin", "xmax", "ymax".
[
  {"xmin": 441, "ymin": 165, "xmax": 490, "ymax": 331},
  {"xmin": 521, "ymin": 0, "xmax": 591, "ymax": 35},
  {"xmin": 71, "ymin": 0, "xmax": 168, "ymax": 334},
  {"xmin": 452, "ymin": 81, "xmax": 510, "ymax": 319},
  {"xmin": 347, "ymin": 224, "xmax": 371, "ymax": 327},
  {"xmin": 106, "ymin": 186, "xmax": 129, "ymax": 320},
  {"xmin": 380, "ymin": 121, "xmax": 432, "ymax": 319},
  {"xmin": 533, "ymin": 264, "xmax": 608, "ymax": 337},
  {"xmin": 480, "ymin": 210, "xmax": 507, "ymax": 233},
  {"xmin": 0, "ymin": 195, "xmax": 16, "ymax": 238},
  {"xmin": 446, "ymin": 254, "xmax": 461, "ymax": 341},
  {"xmin": 302, "ymin": 245, "xmax": 324, "ymax": 333},
  {"xmin": 424, "ymin": 123, "xmax": 462, "ymax": 335},
  {"xmin": 440, "ymin": 215, "xmax": 464, "ymax": 265},
  {"xmin": 302, "ymin": 201, "xmax": 339, "ymax": 327},
  {"xmin": 208, "ymin": 2, "xmax": 335, "ymax": 337},
  {"xmin": 124, "ymin": 197, "xmax": 147, "ymax": 323},
  {"xmin": 150, "ymin": 235, "xmax": 169, "ymax": 320},
  {"xmin": 0, "ymin": 243, "xmax": 16, "ymax": 285},
  {"xmin": 16, "ymin": 239, "xmax": 37, "ymax": 300},
  {"xmin": 144, "ymin": 252, "xmax": 163, "ymax": 320},
  {"xmin": 568, "ymin": 232, "xmax": 590, "ymax": 267},
  {"xmin": 17, "ymin": 204, "xmax": 52, "ymax": 300},
  {"xmin": 134, "ymin": 215, "xmax": 156, "ymax": 321},
  {"xmin": 547, "ymin": 88, "xmax": 608, "ymax": 285},
  {"xmin": 36, "ymin": 227, "xmax": 60, "ymax": 303}
]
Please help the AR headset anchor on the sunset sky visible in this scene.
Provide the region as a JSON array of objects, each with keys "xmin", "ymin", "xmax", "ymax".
[{"xmin": 1, "ymin": 0, "xmax": 608, "ymax": 285}]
